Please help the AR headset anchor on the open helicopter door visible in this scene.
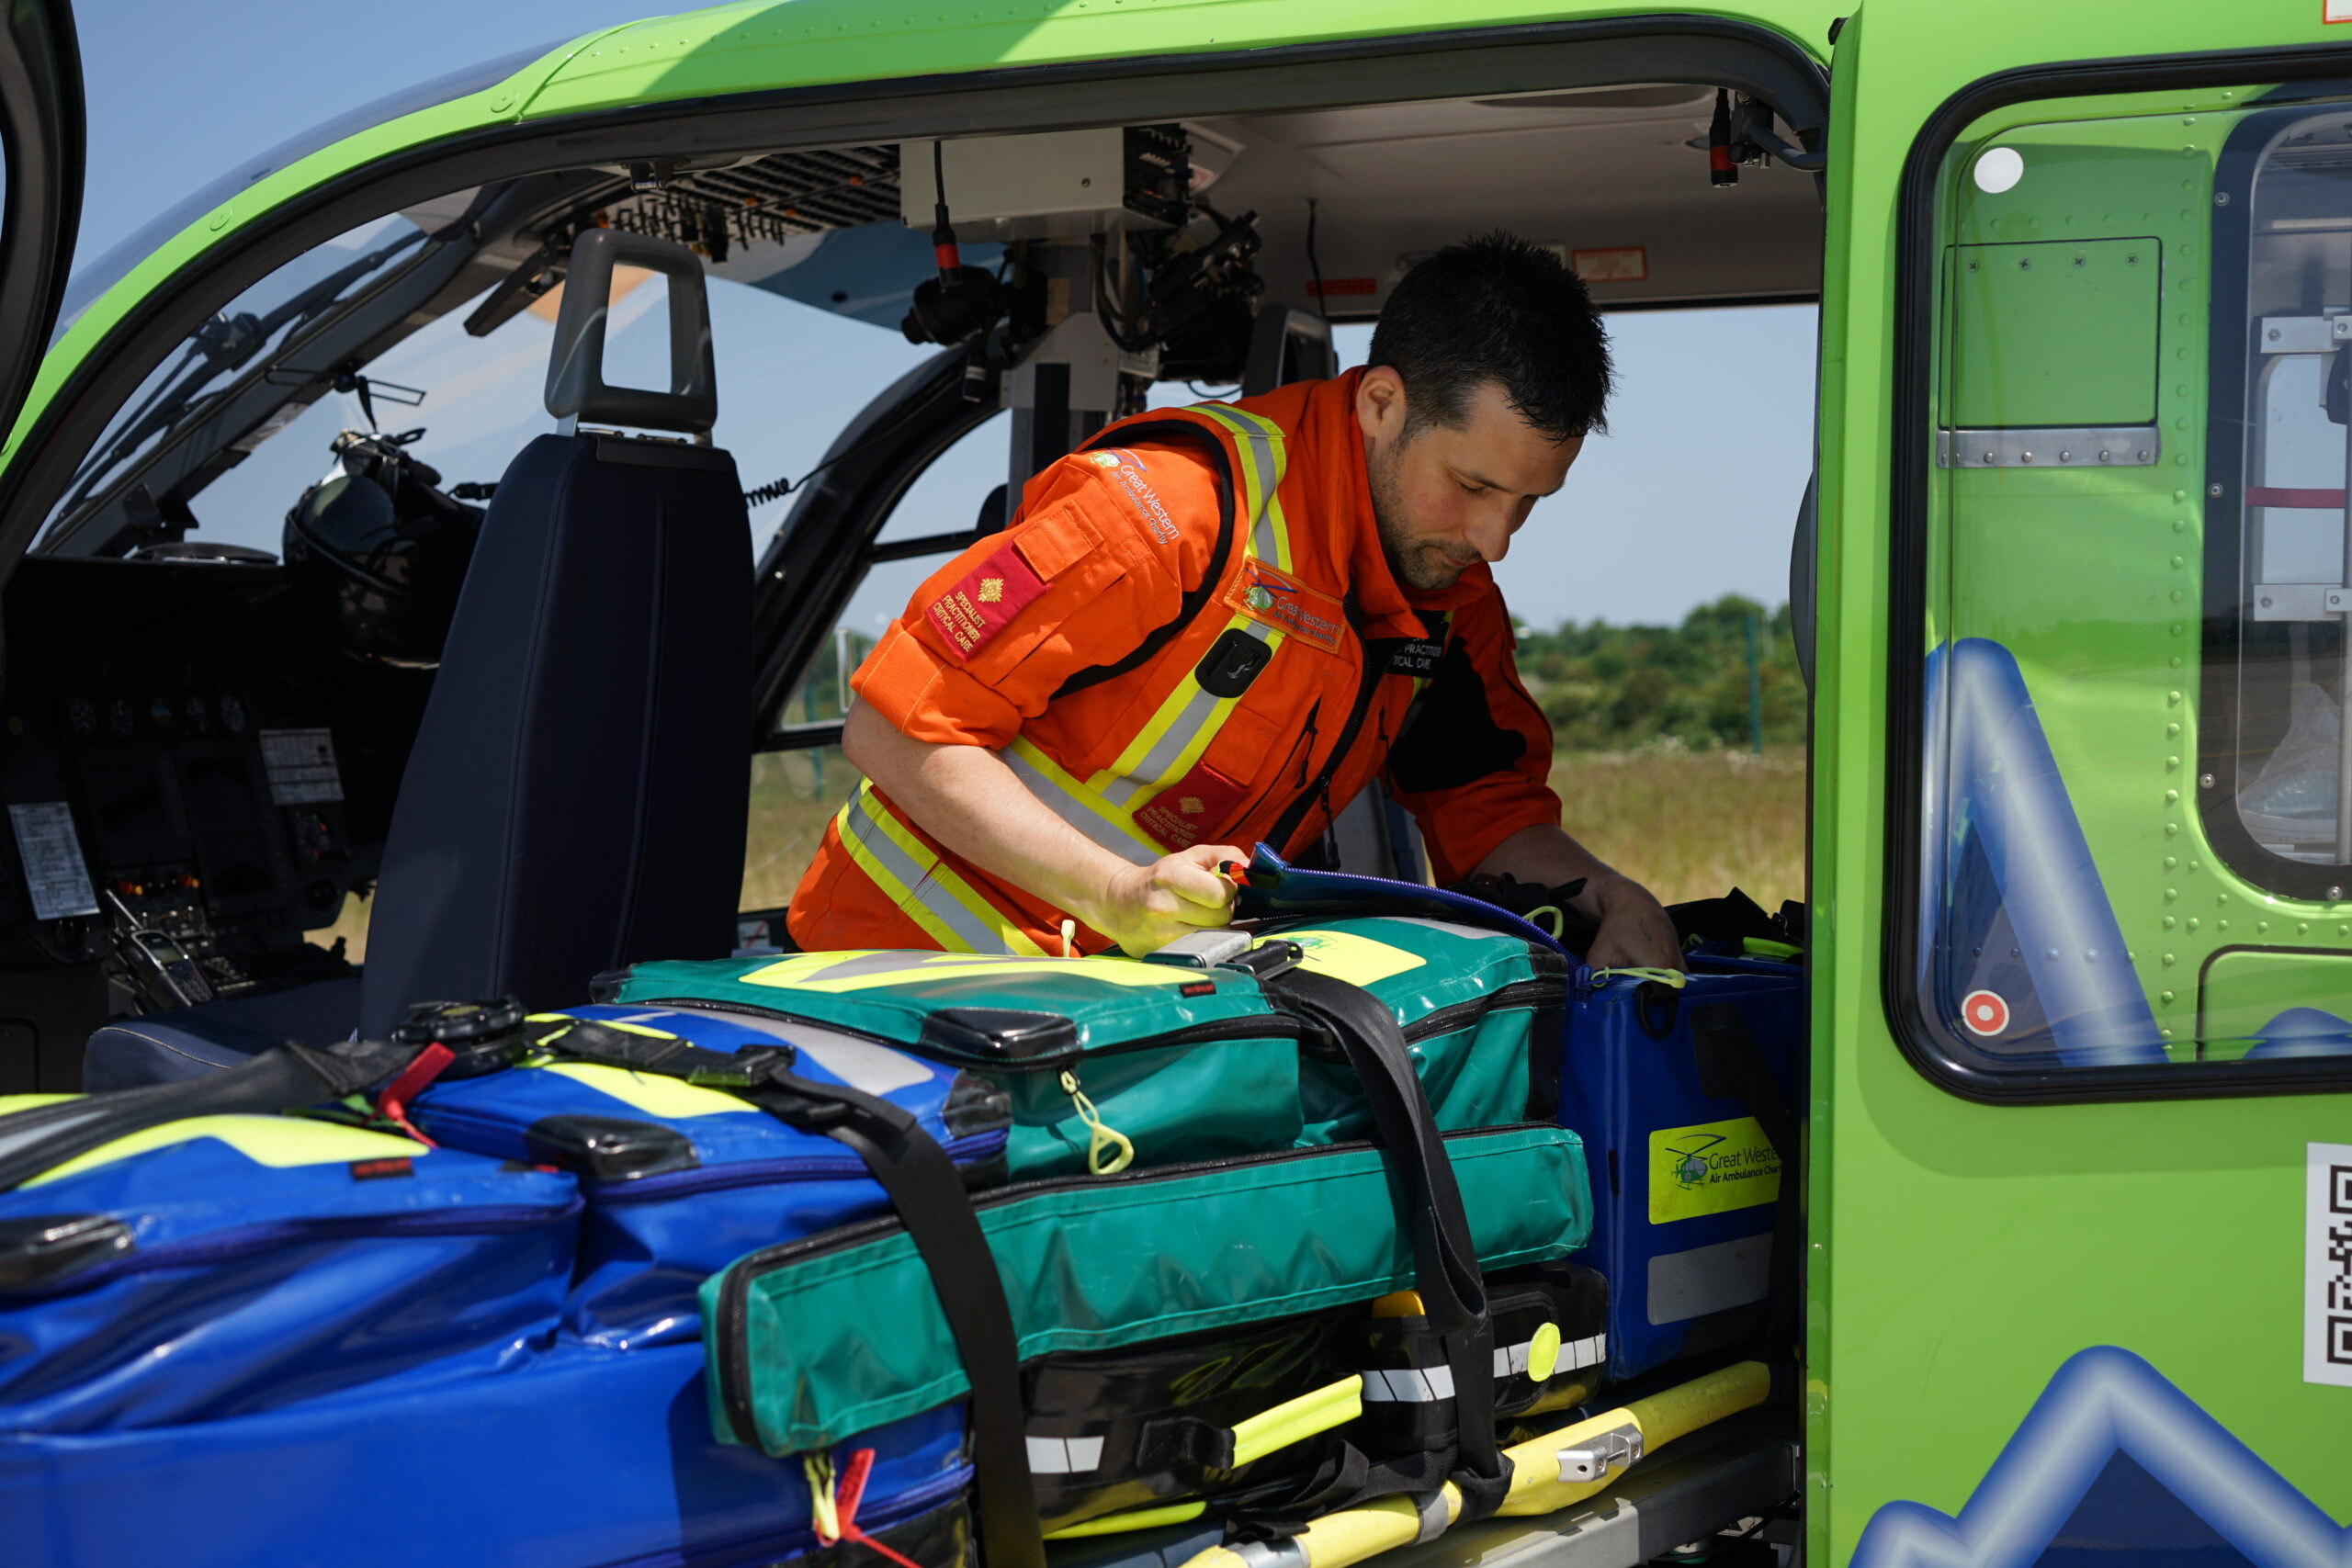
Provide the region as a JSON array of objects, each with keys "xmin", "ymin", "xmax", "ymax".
[{"xmin": 0, "ymin": 0, "xmax": 80, "ymax": 457}]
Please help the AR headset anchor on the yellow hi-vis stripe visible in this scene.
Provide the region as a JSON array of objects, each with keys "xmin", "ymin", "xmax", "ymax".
[
  {"xmin": 1001, "ymin": 401, "xmax": 1297, "ymax": 855},
  {"xmin": 835, "ymin": 782, "xmax": 1046, "ymax": 955}
]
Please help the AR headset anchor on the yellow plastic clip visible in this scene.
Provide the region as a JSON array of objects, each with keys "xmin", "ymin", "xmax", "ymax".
[
  {"xmin": 1058, "ymin": 1069, "xmax": 1136, "ymax": 1175},
  {"xmin": 804, "ymin": 1452, "xmax": 841, "ymax": 1545},
  {"xmin": 1591, "ymin": 965, "xmax": 1688, "ymax": 989}
]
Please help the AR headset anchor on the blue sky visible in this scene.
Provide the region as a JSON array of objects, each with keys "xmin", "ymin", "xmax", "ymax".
[{"xmin": 71, "ymin": 0, "xmax": 1816, "ymax": 633}]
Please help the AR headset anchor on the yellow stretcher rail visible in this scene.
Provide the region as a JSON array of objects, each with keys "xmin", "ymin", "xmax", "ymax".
[{"xmin": 1173, "ymin": 1361, "xmax": 1771, "ymax": 1568}]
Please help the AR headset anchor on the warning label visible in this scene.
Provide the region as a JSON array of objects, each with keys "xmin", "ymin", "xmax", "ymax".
[{"xmin": 8, "ymin": 802, "xmax": 98, "ymax": 921}]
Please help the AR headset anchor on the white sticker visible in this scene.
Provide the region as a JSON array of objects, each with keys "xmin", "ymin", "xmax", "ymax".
[
  {"xmin": 258, "ymin": 728, "xmax": 345, "ymax": 805},
  {"xmin": 2329, "ymin": 0, "xmax": 2352, "ymax": 25},
  {"xmin": 2305, "ymin": 1142, "xmax": 2352, "ymax": 1387},
  {"xmin": 8, "ymin": 802, "xmax": 99, "ymax": 920}
]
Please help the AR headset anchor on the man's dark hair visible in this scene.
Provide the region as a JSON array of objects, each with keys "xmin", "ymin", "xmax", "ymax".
[{"xmin": 1366, "ymin": 232, "xmax": 1612, "ymax": 442}]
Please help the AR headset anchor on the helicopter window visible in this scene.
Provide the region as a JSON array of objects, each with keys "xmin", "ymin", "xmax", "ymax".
[{"xmin": 1906, "ymin": 88, "xmax": 2352, "ymax": 1095}]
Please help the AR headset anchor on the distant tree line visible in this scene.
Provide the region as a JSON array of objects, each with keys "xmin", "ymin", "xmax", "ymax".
[
  {"xmin": 1514, "ymin": 595, "xmax": 1804, "ymax": 752},
  {"xmin": 793, "ymin": 596, "xmax": 1802, "ymax": 754}
]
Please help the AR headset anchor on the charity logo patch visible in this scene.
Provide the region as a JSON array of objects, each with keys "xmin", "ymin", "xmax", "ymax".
[
  {"xmin": 1093, "ymin": 449, "xmax": 1179, "ymax": 546},
  {"xmin": 1224, "ymin": 559, "xmax": 1344, "ymax": 653},
  {"xmin": 1089, "ymin": 451, "xmax": 1123, "ymax": 468},
  {"xmin": 1648, "ymin": 1117, "xmax": 1781, "ymax": 1224},
  {"xmin": 927, "ymin": 540, "xmax": 1047, "ymax": 661}
]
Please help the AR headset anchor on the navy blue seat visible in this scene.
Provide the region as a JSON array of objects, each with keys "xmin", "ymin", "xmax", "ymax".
[{"xmin": 85, "ymin": 230, "xmax": 749, "ymax": 1088}]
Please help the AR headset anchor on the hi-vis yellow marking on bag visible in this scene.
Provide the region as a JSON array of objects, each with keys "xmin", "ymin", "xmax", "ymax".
[
  {"xmin": 1649, "ymin": 1117, "xmax": 1781, "ymax": 1224},
  {"xmin": 21, "ymin": 1114, "xmax": 425, "ymax": 1186},
  {"xmin": 1261, "ymin": 930, "xmax": 1426, "ymax": 987},
  {"xmin": 741, "ymin": 951, "xmax": 1201, "ymax": 993}
]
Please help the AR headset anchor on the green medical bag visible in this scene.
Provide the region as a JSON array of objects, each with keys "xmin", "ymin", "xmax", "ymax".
[{"xmin": 599, "ymin": 950, "xmax": 1307, "ymax": 1179}]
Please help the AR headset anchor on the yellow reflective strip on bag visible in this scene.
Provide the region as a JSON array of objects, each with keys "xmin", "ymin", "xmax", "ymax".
[
  {"xmin": 742, "ymin": 950, "xmax": 1198, "ymax": 993},
  {"xmin": 842, "ymin": 784, "xmax": 1047, "ymax": 957},
  {"xmin": 537, "ymin": 1061, "xmax": 757, "ymax": 1120},
  {"xmin": 21, "ymin": 1114, "xmax": 425, "ymax": 1186}
]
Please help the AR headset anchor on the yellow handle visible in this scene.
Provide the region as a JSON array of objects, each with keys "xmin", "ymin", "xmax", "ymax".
[
  {"xmin": 1229, "ymin": 1375, "xmax": 1364, "ymax": 1467},
  {"xmin": 1046, "ymin": 1500, "xmax": 1209, "ymax": 1540}
]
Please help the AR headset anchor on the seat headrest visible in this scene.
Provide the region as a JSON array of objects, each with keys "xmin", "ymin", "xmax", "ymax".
[{"xmin": 543, "ymin": 228, "xmax": 718, "ymax": 436}]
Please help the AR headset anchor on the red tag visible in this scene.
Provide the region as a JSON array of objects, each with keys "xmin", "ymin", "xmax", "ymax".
[
  {"xmin": 925, "ymin": 540, "xmax": 1048, "ymax": 662},
  {"xmin": 348, "ymin": 1157, "xmax": 414, "ymax": 1181},
  {"xmin": 1223, "ymin": 559, "xmax": 1345, "ymax": 653},
  {"xmin": 1136, "ymin": 759, "xmax": 1251, "ymax": 850}
]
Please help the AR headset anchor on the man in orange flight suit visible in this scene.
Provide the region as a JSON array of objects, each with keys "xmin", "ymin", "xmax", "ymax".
[{"xmin": 787, "ymin": 233, "xmax": 1680, "ymax": 967}]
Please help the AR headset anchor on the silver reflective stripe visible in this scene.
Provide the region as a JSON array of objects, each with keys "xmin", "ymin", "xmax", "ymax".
[
  {"xmin": 1233, "ymin": 1540, "xmax": 1310, "ymax": 1568},
  {"xmin": 1358, "ymin": 1365, "xmax": 1456, "ymax": 1403},
  {"xmin": 1003, "ymin": 749, "xmax": 1154, "ymax": 864},
  {"xmin": 1646, "ymin": 1234, "xmax": 1770, "ymax": 1325},
  {"xmin": 1025, "ymin": 1435, "xmax": 1106, "ymax": 1474},
  {"xmin": 1412, "ymin": 1490, "xmax": 1451, "ymax": 1544},
  {"xmin": 1125, "ymin": 677, "xmax": 1226, "ymax": 788},
  {"xmin": 1495, "ymin": 1340, "xmax": 1532, "ymax": 1377},
  {"xmin": 842, "ymin": 789, "xmax": 1013, "ymax": 954},
  {"xmin": 599, "ymin": 1007, "xmax": 931, "ymax": 1095}
]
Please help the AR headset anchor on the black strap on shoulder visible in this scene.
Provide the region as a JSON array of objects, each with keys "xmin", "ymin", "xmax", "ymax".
[
  {"xmin": 1690, "ymin": 1001, "xmax": 1802, "ymax": 1358},
  {"xmin": 1266, "ymin": 967, "xmax": 1511, "ymax": 1522},
  {"xmin": 539, "ymin": 1024, "xmax": 1046, "ymax": 1568},
  {"xmin": 0, "ymin": 1038, "xmax": 422, "ymax": 1194},
  {"xmin": 1050, "ymin": 419, "xmax": 1238, "ymax": 701}
]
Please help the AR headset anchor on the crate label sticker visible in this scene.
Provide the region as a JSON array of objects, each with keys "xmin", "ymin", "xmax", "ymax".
[
  {"xmin": 2305, "ymin": 1141, "xmax": 2352, "ymax": 1386},
  {"xmin": 1270, "ymin": 929, "xmax": 1426, "ymax": 987},
  {"xmin": 1650, "ymin": 1116, "xmax": 1781, "ymax": 1224}
]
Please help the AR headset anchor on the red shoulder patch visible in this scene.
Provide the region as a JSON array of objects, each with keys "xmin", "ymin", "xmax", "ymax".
[{"xmin": 926, "ymin": 540, "xmax": 1048, "ymax": 662}]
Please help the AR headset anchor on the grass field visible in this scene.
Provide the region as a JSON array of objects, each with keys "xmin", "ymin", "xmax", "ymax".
[
  {"xmin": 734, "ymin": 739, "xmax": 1807, "ymax": 916},
  {"xmin": 1548, "ymin": 742, "xmax": 1807, "ymax": 912}
]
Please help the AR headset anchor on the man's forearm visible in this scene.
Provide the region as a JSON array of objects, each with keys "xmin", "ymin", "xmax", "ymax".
[
  {"xmin": 841, "ymin": 703, "xmax": 1133, "ymax": 928},
  {"xmin": 1474, "ymin": 822, "xmax": 1631, "ymax": 919}
]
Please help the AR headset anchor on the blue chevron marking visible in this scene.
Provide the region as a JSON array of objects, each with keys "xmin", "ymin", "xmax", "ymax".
[{"xmin": 1851, "ymin": 1347, "xmax": 2352, "ymax": 1568}]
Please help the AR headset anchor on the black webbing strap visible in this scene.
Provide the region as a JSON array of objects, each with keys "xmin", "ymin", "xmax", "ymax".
[
  {"xmin": 1690, "ymin": 1001, "xmax": 1801, "ymax": 1355},
  {"xmin": 540, "ymin": 1022, "xmax": 1046, "ymax": 1568},
  {"xmin": 1268, "ymin": 968, "xmax": 1512, "ymax": 1522},
  {"xmin": 0, "ymin": 1038, "xmax": 421, "ymax": 1194}
]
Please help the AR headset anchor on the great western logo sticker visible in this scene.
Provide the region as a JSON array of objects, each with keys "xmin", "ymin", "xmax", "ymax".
[
  {"xmin": 1223, "ymin": 559, "xmax": 1344, "ymax": 653},
  {"xmin": 1649, "ymin": 1116, "xmax": 1781, "ymax": 1224},
  {"xmin": 927, "ymin": 539, "xmax": 1047, "ymax": 662}
]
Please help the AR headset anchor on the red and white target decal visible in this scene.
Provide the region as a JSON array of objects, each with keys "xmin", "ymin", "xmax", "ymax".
[{"xmin": 1961, "ymin": 989, "xmax": 2011, "ymax": 1037}]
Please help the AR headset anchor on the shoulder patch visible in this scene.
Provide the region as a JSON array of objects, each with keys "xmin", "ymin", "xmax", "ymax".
[
  {"xmin": 1088, "ymin": 446, "xmax": 1182, "ymax": 547},
  {"xmin": 1224, "ymin": 558, "xmax": 1346, "ymax": 654},
  {"xmin": 926, "ymin": 539, "xmax": 1048, "ymax": 662}
]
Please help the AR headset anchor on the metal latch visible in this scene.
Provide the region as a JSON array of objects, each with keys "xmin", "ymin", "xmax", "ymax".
[{"xmin": 1555, "ymin": 1420, "xmax": 1644, "ymax": 1484}]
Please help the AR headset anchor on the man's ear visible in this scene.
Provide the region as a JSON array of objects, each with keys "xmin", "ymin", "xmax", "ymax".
[{"xmin": 1356, "ymin": 366, "xmax": 1408, "ymax": 444}]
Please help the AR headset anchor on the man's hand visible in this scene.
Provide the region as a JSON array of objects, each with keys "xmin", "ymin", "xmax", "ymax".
[
  {"xmin": 1078, "ymin": 843, "xmax": 1246, "ymax": 956},
  {"xmin": 1585, "ymin": 874, "xmax": 1683, "ymax": 970}
]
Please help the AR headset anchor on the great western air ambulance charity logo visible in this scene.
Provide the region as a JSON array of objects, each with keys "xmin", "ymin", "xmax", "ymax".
[
  {"xmin": 928, "ymin": 537, "xmax": 1049, "ymax": 662},
  {"xmin": 1224, "ymin": 559, "xmax": 1344, "ymax": 653},
  {"xmin": 1648, "ymin": 1117, "xmax": 1781, "ymax": 1224}
]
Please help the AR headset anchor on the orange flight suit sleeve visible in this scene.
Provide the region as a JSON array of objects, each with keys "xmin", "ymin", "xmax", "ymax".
[
  {"xmin": 851, "ymin": 444, "xmax": 1219, "ymax": 750},
  {"xmin": 1384, "ymin": 585, "xmax": 1562, "ymax": 886}
]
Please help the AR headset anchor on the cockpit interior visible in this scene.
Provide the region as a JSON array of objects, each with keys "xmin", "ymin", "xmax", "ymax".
[{"xmin": 0, "ymin": 51, "xmax": 1822, "ymax": 1092}]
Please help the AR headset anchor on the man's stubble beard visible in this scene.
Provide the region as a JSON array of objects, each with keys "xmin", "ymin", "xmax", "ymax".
[{"xmin": 1367, "ymin": 434, "xmax": 1469, "ymax": 592}]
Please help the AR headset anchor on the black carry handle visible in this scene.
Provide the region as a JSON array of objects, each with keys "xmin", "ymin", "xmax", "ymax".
[
  {"xmin": 0, "ymin": 1038, "xmax": 424, "ymax": 1194},
  {"xmin": 535, "ymin": 1026, "xmax": 1046, "ymax": 1568},
  {"xmin": 1268, "ymin": 967, "xmax": 1513, "ymax": 1523}
]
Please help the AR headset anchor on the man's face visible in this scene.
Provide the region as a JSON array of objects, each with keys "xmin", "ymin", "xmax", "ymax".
[{"xmin": 1357, "ymin": 369, "xmax": 1584, "ymax": 592}]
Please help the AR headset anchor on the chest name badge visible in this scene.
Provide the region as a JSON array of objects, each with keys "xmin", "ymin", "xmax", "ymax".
[{"xmin": 1223, "ymin": 559, "xmax": 1345, "ymax": 654}]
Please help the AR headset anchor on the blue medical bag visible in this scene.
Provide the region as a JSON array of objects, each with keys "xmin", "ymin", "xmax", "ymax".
[
  {"xmin": 0, "ymin": 1339, "xmax": 971, "ymax": 1568},
  {"xmin": 412, "ymin": 1003, "xmax": 1011, "ymax": 1348},
  {"xmin": 0, "ymin": 1092, "xmax": 577, "ymax": 1433},
  {"xmin": 1555, "ymin": 957, "xmax": 1804, "ymax": 1380}
]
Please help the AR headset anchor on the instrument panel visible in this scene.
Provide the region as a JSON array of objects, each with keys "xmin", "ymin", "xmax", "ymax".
[{"xmin": 0, "ymin": 557, "xmax": 431, "ymax": 1088}]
